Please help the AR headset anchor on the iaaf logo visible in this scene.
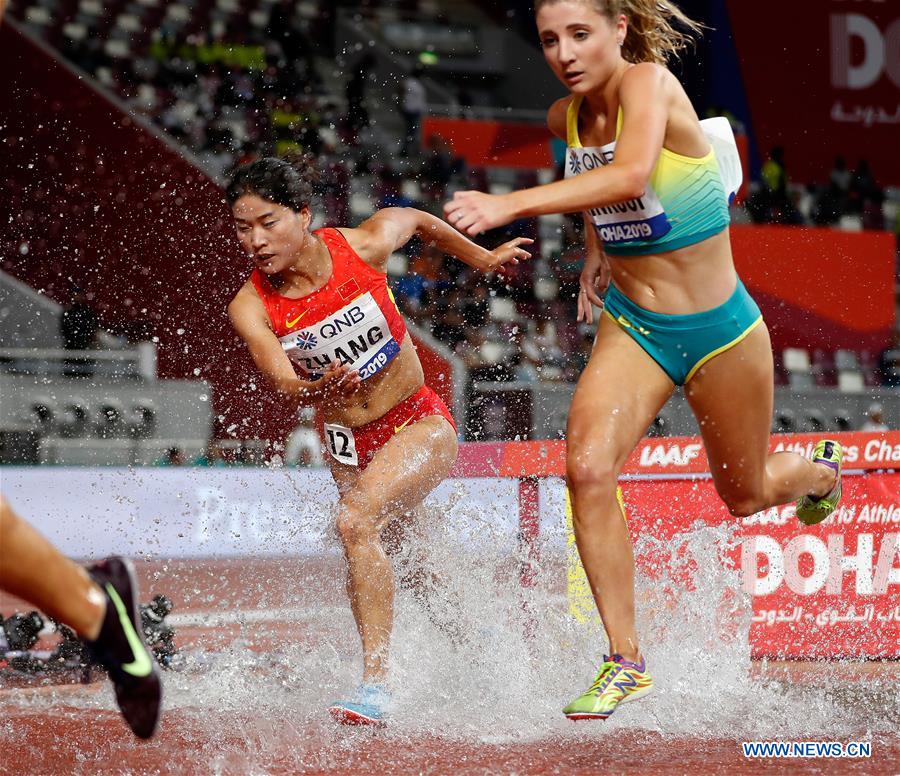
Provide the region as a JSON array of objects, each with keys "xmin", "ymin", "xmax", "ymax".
[
  {"xmin": 831, "ymin": 13, "xmax": 900, "ymax": 89},
  {"xmin": 639, "ymin": 442, "xmax": 703, "ymax": 468},
  {"xmin": 742, "ymin": 532, "xmax": 900, "ymax": 596}
]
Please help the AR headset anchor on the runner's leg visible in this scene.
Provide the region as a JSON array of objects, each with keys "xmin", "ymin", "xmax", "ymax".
[
  {"xmin": 684, "ymin": 323, "xmax": 837, "ymax": 516},
  {"xmin": 330, "ymin": 417, "xmax": 458, "ymax": 682},
  {"xmin": 566, "ymin": 317, "xmax": 675, "ymax": 661}
]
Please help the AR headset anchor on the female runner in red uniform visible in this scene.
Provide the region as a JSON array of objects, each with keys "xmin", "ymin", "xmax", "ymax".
[{"xmin": 226, "ymin": 156, "xmax": 531, "ymax": 725}]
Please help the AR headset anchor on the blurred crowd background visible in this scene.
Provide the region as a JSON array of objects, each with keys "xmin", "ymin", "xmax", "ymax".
[{"xmin": 1, "ymin": 0, "xmax": 898, "ymax": 466}]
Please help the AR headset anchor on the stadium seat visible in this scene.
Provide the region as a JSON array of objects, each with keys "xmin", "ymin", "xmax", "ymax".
[
  {"xmin": 96, "ymin": 399, "xmax": 128, "ymax": 438},
  {"xmin": 533, "ymin": 277, "xmax": 558, "ymax": 302},
  {"xmin": 782, "ymin": 347, "xmax": 811, "ymax": 373},
  {"xmin": 835, "ymin": 349, "xmax": 860, "ymax": 371},
  {"xmin": 115, "ymin": 13, "xmax": 142, "ymax": 32},
  {"xmin": 62, "ymin": 22, "xmax": 89, "ymax": 40},
  {"xmin": 128, "ymin": 403, "xmax": 157, "ymax": 438},
  {"xmin": 104, "ymin": 39, "xmax": 131, "ymax": 58},
  {"xmin": 25, "ymin": 6, "xmax": 53, "ymax": 24},
  {"xmin": 349, "ymin": 192, "xmax": 375, "ymax": 220},
  {"xmin": 401, "ymin": 179, "xmax": 421, "ymax": 201},
  {"xmin": 479, "ymin": 340, "xmax": 509, "ymax": 364},
  {"xmin": 837, "ymin": 371, "xmax": 865, "ymax": 393},
  {"xmin": 788, "ymin": 372, "xmax": 814, "ymax": 390},
  {"xmin": 773, "ymin": 408, "xmax": 796, "ymax": 433},
  {"xmin": 386, "ymin": 252, "xmax": 408, "ymax": 277},
  {"xmin": 801, "ymin": 408, "xmax": 827, "ymax": 433},
  {"xmin": 489, "ymin": 297, "xmax": 518, "ymax": 323},
  {"xmin": 165, "ymin": 3, "xmax": 190, "ymax": 22},
  {"xmin": 78, "ymin": 0, "xmax": 103, "ymax": 16},
  {"xmin": 57, "ymin": 400, "xmax": 91, "ymax": 438}
]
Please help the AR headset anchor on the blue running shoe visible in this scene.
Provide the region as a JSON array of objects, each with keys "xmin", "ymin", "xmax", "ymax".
[{"xmin": 328, "ymin": 683, "xmax": 390, "ymax": 726}]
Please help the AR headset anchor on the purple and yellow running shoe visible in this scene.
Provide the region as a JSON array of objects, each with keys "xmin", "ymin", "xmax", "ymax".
[
  {"xmin": 796, "ymin": 439, "xmax": 843, "ymax": 526},
  {"xmin": 563, "ymin": 654, "xmax": 653, "ymax": 720}
]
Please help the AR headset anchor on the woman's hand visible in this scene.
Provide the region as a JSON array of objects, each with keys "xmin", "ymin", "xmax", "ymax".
[
  {"xmin": 476, "ymin": 237, "xmax": 534, "ymax": 273},
  {"xmin": 443, "ymin": 191, "xmax": 517, "ymax": 236},
  {"xmin": 577, "ymin": 249, "xmax": 611, "ymax": 324},
  {"xmin": 306, "ymin": 362, "xmax": 361, "ymax": 408}
]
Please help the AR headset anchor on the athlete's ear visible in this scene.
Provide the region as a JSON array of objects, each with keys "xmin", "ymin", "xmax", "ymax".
[
  {"xmin": 299, "ymin": 206, "xmax": 312, "ymax": 230},
  {"xmin": 615, "ymin": 14, "xmax": 627, "ymax": 46}
]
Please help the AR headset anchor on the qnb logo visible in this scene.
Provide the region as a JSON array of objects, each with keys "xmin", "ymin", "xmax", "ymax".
[
  {"xmin": 296, "ymin": 331, "xmax": 318, "ymax": 350},
  {"xmin": 568, "ymin": 152, "xmax": 582, "ymax": 175},
  {"xmin": 830, "ymin": 13, "xmax": 900, "ymax": 89}
]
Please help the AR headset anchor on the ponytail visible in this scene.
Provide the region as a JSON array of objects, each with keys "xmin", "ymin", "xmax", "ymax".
[{"xmin": 618, "ymin": 0, "xmax": 703, "ymax": 65}]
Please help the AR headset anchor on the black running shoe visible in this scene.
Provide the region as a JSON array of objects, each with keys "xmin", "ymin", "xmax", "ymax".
[{"xmin": 85, "ymin": 557, "xmax": 162, "ymax": 738}]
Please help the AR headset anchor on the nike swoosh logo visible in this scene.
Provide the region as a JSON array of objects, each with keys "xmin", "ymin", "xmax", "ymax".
[
  {"xmin": 286, "ymin": 310, "xmax": 308, "ymax": 328},
  {"xmin": 105, "ymin": 584, "xmax": 153, "ymax": 677},
  {"xmin": 617, "ymin": 315, "xmax": 650, "ymax": 337},
  {"xmin": 394, "ymin": 415, "xmax": 416, "ymax": 435}
]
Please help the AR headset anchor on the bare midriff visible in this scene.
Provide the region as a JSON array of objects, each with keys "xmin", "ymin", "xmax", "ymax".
[
  {"xmin": 322, "ymin": 334, "xmax": 425, "ymax": 428},
  {"xmin": 607, "ymin": 230, "xmax": 739, "ymax": 315}
]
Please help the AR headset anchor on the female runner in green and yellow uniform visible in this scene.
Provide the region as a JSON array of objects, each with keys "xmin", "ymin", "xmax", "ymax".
[{"xmin": 444, "ymin": 0, "xmax": 843, "ymax": 720}]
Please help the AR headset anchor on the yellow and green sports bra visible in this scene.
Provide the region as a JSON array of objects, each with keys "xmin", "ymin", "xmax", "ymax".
[{"xmin": 565, "ymin": 95, "xmax": 742, "ymax": 256}]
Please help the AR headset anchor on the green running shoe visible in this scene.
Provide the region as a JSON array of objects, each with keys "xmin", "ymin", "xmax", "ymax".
[
  {"xmin": 796, "ymin": 439, "xmax": 843, "ymax": 526},
  {"xmin": 563, "ymin": 654, "xmax": 654, "ymax": 720}
]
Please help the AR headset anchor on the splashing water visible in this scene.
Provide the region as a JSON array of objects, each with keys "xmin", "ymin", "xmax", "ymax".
[
  {"xmin": 3, "ymin": 493, "xmax": 896, "ymax": 771},
  {"xmin": 155, "ymin": 499, "xmax": 896, "ymax": 745}
]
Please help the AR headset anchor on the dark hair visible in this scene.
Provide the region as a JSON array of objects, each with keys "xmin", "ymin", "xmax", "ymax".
[{"xmin": 226, "ymin": 153, "xmax": 321, "ymax": 212}]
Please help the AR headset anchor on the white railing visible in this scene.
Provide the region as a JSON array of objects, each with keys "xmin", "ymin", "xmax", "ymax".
[{"xmin": 0, "ymin": 342, "xmax": 157, "ymax": 380}]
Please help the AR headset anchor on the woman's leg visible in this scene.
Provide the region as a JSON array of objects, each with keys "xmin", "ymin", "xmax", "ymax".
[
  {"xmin": 684, "ymin": 323, "xmax": 837, "ymax": 516},
  {"xmin": 567, "ymin": 317, "xmax": 675, "ymax": 661},
  {"xmin": 329, "ymin": 417, "xmax": 458, "ymax": 684},
  {"xmin": 0, "ymin": 495, "xmax": 105, "ymax": 639}
]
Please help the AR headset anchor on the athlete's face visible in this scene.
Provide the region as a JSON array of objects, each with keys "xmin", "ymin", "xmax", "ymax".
[
  {"xmin": 232, "ymin": 194, "xmax": 312, "ymax": 274},
  {"xmin": 537, "ymin": 1, "xmax": 625, "ymax": 94}
]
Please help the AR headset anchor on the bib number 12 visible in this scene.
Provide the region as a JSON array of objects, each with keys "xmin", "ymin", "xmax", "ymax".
[{"xmin": 324, "ymin": 423, "xmax": 359, "ymax": 466}]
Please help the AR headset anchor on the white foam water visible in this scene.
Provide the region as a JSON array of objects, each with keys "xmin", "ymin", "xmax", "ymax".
[
  {"xmin": 156, "ymin": 502, "xmax": 896, "ymax": 748},
  {"xmin": 4, "ymin": 496, "xmax": 894, "ymax": 771}
]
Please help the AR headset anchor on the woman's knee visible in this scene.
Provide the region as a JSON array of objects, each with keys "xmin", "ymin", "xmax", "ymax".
[
  {"xmin": 335, "ymin": 506, "xmax": 378, "ymax": 548},
  {"xmin": 718, "ymin": 490, "xmax": 766, "ymax": 518},
  {"xmin": 566, "ymin": 453, "xmax": 618, "ymax": 500}
]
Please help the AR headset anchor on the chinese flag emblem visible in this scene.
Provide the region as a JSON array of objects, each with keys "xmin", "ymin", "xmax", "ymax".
[{"xmin": 338, "ymin": 278, "xmax": 360, "ymax": 300}]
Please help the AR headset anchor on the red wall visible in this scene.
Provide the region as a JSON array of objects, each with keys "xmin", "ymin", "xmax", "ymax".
[
  {"xmin": 726, "ymin": 0, "xmax": 900, "ymax": 185},
  {"xmin": 731, "ymin": 225, "xmax": 896, "ymax": 353}
]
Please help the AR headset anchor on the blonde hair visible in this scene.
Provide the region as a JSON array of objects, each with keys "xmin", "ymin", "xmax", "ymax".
[{"xmin": 534, "ymin": 0, "xmax": 704, "ymax": 65}]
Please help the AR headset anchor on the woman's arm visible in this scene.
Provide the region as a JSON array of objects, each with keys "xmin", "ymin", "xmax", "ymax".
[
  {"xmin": 227, "ymin": 283, "xmax": 360, "ymax": 405},
  {"xmin": 444, "ymin": 64, "xmax": 670, "ymax": 235},
  {"xmin": 340, "ymin": 207, "xmax": 533, "ymax": 273},
  {"xmin": 577, "ymin": 213, "xmax": 611, "ymax": 324}
]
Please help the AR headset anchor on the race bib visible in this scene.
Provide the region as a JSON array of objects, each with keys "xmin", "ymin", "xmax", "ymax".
[
  {"xmin": 279, "ymin": 292, "xmax": 400, "ymax": 380},
  {"xmin": 567, "ymin": 142, "xmax": 672, "ymax": 244},
  {"xmin": 324, "ymin": 423, "xmax": 358, "ymax": 466},
  {"xmin": 567, "ymin": 116, "xmax": 741, "ymax": 243}
]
